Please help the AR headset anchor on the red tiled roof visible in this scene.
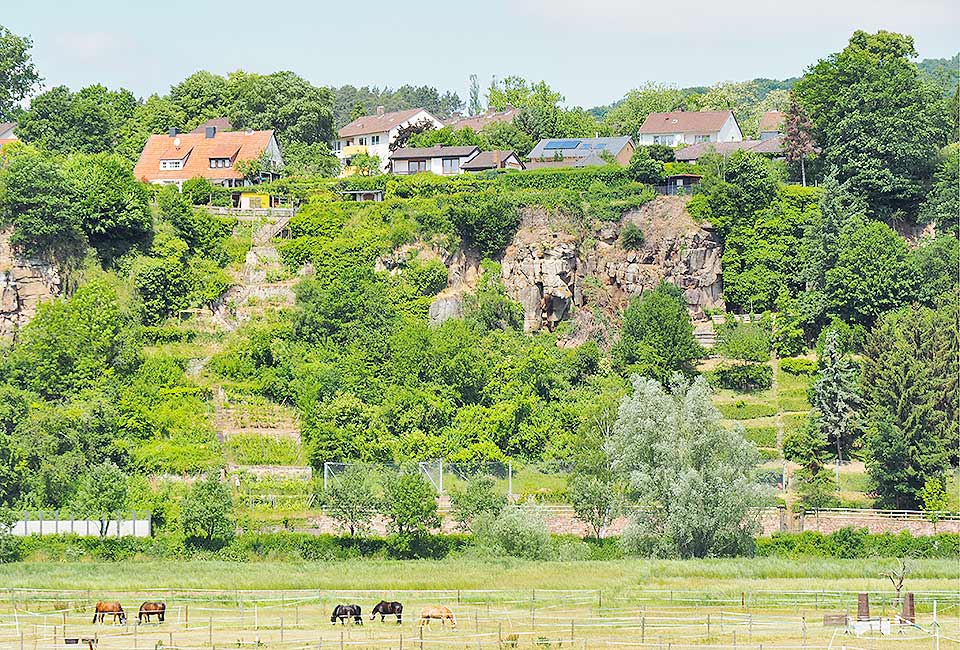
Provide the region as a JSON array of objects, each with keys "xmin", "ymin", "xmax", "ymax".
[
  {"xmin": 460, "ymin": 150, "xmax": 522, "ymax": 170},
  {"xmin": 639, "ymin": 110, "xmax": 733, "ymax": 134},
  {"xmin": 134, "ymin": 129, "xmax": 275, "ymax": 182},
  {"xmin": 759, "ymin": 111, "xmax": 785, "ymax": 133},
  {"xmin": 338, "ymin": 108, "xmax": 432, "ymax": 138},
  {"xmin": 445, "ymin": 108, "xmax": 517, "ymax": 132},
  {"xmin": 191, "ymin": 117, "xmax": 234, "ymax": 133}
]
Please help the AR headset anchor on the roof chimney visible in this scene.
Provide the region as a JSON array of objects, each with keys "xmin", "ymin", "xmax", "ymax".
[
  {"xmin": 376, "ymin": 105, "xmax": 385, "ymax": 116},
  {"xmin": 205, "ymin": 126, "xmax": 217, "ymax": 139},
  {"xmin": 168, "ymin": 127, "xmax": 178, "ymax": 137}
]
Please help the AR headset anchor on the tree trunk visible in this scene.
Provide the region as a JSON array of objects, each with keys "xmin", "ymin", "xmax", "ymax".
[{"xmin": 801, "ymin": 158, "xmax": 807, "ymax": 187}]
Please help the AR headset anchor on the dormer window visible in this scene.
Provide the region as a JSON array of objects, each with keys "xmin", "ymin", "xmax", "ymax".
[
  {"xmin": 210, "ymin": 158, "xmax": 232, "ymax": 169},
  {"xmin": 160, "ymin": 159, "xmax": 183, "ymax": 170}
]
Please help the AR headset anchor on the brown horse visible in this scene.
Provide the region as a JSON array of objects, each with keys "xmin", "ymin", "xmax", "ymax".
[
  {"xmin": 92, "ymin": 602, "xmax": 127, "ymax": 624},
  {"xmin": 418, "ymin": 605, "xmax": 456, "ymax": 627},
  {"xmin": 138, "ymin": 602, "xmax": 165, "ymax": 623}
]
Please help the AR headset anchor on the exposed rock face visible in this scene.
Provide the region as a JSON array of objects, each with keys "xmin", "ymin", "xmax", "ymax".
[
  {"xmin": 0, "ymin": 229, "xmax": 61, "ymax": 339},
  {"xmin": 429, "ymin": 196, "xmax": 724, "ymax": 338}
]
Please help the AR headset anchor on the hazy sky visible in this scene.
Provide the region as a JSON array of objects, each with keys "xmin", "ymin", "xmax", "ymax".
[{"xmin": 5, "ymin": 0, "xmax": 958, "ymax": 108}]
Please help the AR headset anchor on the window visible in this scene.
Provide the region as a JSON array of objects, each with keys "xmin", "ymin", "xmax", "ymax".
[
  {"xmin": 358, "ymin": 137, "xmax": 367, "ymax": 146},
  {"xmin": 652, "ymin": 135, "xmax": 674, "ymax": 146},
  {"xmin": 333, "ymin": 141, "xmax": 342, "ymax": 152},
  {"xmin": 694, "ymin": 134, "xmax": 711, "ymax": 143},
  {"xmin": 160, "ymin": 159, "xmax": 183, "ymax": 170},
  {"xmin": 442, "ymin": 158, "xmax": 460, "ymax": 175},
  {"xmin": 371, "ymin": 135, "xmax": 381, "ymax": 145},
  {"xmin": 209, "ymin": 158, "xmax": 231, "ymax": 168},
  {"xmin": 408, "ymin": 160, "xmax": 427, "ymax": 173}
]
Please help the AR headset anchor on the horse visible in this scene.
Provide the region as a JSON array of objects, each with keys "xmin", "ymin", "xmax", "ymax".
[
  {"xmin": 330, "ymin": 604, "xmax": 362, "ymax": 625},
  {"xmin": 370, "ymin": 601, "xmax": 403, "ymax": 623},
  {"xmin": 138, "ymin": 602, "xmax": 166, "ymax": 623},
  {"xmin": 92, "ymin": 602, "xmax": 127, "ymax": 625},
  {"xmin": 418, "ymin": 605, "xmax": 456, "ymax": 627}
]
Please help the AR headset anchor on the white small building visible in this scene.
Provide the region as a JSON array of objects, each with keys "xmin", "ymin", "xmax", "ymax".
[
  {"xmin": 334, "ymin": 107, "xmax": 443, "ymax": 175},
  {"xmin": 389, "ymin": 145, "xmax": 481, "ymax": 175},
  {"xmin": 638, "ymin": 110, "xmax": 743, "ymax": 146},
  {"xmin": 0, "ymin": 121, "xmax": 17, "ymax": 145}
]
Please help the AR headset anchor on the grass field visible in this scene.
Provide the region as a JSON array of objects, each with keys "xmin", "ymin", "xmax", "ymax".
[{"xmin": 1, "ymin": 559, "xmax": 957, "ymax": 649}]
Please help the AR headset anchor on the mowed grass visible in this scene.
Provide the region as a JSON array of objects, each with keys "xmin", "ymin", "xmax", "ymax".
[{"xmin": 3, "ymin": 558, "xmax": 957, "ymax": 594}]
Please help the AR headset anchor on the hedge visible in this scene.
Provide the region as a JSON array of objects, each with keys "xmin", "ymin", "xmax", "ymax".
[
  {"xmin": 755, "ymin": 529, "xmax": 960, "ymax": 559},
  {"xmin": 780, "ymin": 358, "xmax": 817, "ymax": 376}
]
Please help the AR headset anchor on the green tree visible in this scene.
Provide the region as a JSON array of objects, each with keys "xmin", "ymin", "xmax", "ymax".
[
  {"xmin": 0, "ymin": 24, "xmax": 41, "ymax": 120},
  {"xmin": 347, "ymin": 152, "xmax": 380, "ymax": 176},
  {"xmin": 486, "ymin": 76, "xmax": 562, "ymax": 111},
  {"xmin": 810, "ymin": 330, "xmax": 861, "ymax": 462},
  {"xmin": 603, "ymin": 83, "xmax": 685, "ymax": 137},
  {"xmin": 17, "ymin": 85, "xmax": 135, "ymax": 154},
  {"xmin": 612, "ymin": 283, "xmax": 702, "ymax": 380},
  {"xmin": 793, "ymin": 30, "xmax": 951, "ymax": 219},
  {"xmin": 115, "ymin": 95, "xmax": 187, "ymax": 162},
  {"xmin": 626, "ymin": 147, "xmax": 665, "ymax": 183},
  {"xmin": 468, "ymin": 74, "xmax": 482, "ymax": 116},
  {"xmin": 180, "ymin": 473, "xmax": 234, "ymax": 545},
  {"xmin": 321, "ymin": 466, "xmax": 378, "ymax": 536},
  {"xmin": 480, "ymin": 121, "xmax": 534, "ymax": 156},
  {"xmin": 449, "ymin": 475, "xmax": 506, "ymax": 531},
  {"xmin": 783, "ymin": 420, "xmax": 838, "ymax": 510},
  {"xmin": 861, "ymin": 302, "xmax": 957, "ymax": 508},
  {"xmin": 169, "ymin": 70, "xmax": 229, "ymax": 129},
  {"xmin": 919, "ymin": 144, "xmax": 959, "ymax": 235},
  {"xmin": 72, "ymin": 461, "xmax": 128, "ymax": 537},
  {"xmin": 608, "ymin": 374, "xmax": 764, "ymax": 557},
  {"xmin": 381, "ymin": 471, "xmax": 439, "ymax": 537},
  {"xmin": 569, "ymin": 474, "xmax": 622, "ymax": 539},
  {"xmin": 917, "ymin": 476, "xmax": 948, "ymax": 531}
]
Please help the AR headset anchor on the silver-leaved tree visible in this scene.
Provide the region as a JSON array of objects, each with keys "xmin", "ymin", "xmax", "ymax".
[{"xmin": 608, "ymin": 374, "xmax": 766, "ymax": 558}]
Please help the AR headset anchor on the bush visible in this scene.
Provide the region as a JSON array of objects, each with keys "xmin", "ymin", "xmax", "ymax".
[
  {"xmin": 716, "ymin": 363, "xmax": 773, "ymax": 391},
  {"xmin": 620, "ymin": 223, "xmax": 645, "ymax": 249},
  {"xmin": 780, "ymin": 358, "xmax": 817, "ymax": 375},
  {"xmin": 755, "ymin": 530, "xmax": 960, "ymax": 559},
  {"xmin": 717, "ymin": 319, "xmax": 771, "ymax": 362},
  {"xmin": 474, "ymin": 503, "xmax": 551, "ymax": 559}
]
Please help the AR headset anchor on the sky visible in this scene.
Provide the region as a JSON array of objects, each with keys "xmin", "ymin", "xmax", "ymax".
[{"xmin": 5, "ymin": 0, "xmax": 959, "ymax": 109}]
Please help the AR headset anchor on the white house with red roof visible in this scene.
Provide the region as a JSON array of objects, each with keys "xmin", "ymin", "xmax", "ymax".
[
  {"xmin": 638, "ymin": 110, "xmax": 743, "ymax": 146},
  {"xmin": 334, "ymin": 106, "xmax": 442, "ymax": 175},
  {"xmin": 134, "ymin": 124, "xmax": 283, "ymax": 188}
]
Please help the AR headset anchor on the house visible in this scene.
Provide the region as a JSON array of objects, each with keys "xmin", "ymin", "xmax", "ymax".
[
  {"xmin": 638, "ymin": 110, "xmax": 742, "ymax": 146},
  {"xmin": 134, "ymin": 125, "xmax": 283, "ymax": 188},
  {"xmin": 662, "ymin": 174, "xmax": 702, "ymax": 195},
  {"xmin": 389, "ymin": 145, "xmax": 481, "ymax": 175},
  {"xmin": 673, "ymin": 136, "xmax": 783, "ymax": 163},
  {"xmin": 525, "ymin": 137, "xmax": 634, "ymax": 169},
  {"xmin": 445, "ymin": 107, "xmax": 518, "ymax": 133},
  {"xmin": 334, "ymin": 107, "xmax": 443, "ymax": 175},
  {"xmin": 758, "ymin": 111, "xmax": 785, "ymax": 140},
  {"xmin": 0, "ymin": 122, "xmax": 17, "ymax": 146},
  {"xmin": 460, "ymin": 150, "xmax": 525, "ymax": 172}
]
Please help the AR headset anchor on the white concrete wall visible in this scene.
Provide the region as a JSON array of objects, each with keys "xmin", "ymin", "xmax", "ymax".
[
  {"xmin": 11, "ymin": 512, "xmax": 152, "ymax": 537},
  {"xmin": 717, "ymin": 114, "xmax": 744, "ymax": 142},
  {"xmin": 335, "ymin": 110, "xmax": 443, "ymax": 174}
]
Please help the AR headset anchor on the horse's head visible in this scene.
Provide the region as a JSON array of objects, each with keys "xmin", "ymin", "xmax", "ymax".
[{"xmin": 119, "ymin": 610, "xmax": 127, "ymax": 625}]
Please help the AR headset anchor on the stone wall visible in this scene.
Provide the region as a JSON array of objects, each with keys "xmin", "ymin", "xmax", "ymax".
[{"xmin": 0, "ymin": 228, "xmax": 61, "ymax": 339}]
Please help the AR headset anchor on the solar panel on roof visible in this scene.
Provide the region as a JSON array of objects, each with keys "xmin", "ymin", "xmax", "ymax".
[{"xmin": 544, "ymin": 140, "xmax": 580, "ymax": 150}]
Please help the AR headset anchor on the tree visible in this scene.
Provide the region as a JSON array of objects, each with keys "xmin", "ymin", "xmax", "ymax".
[
  {"xmin": 468, "ymin": 74, "xmax": 482, "ymax": 116},
  {"xmin": 381, "ymin": 471, "xmax": 439, "ymax": 538},
  {"xmin": 169, "ymin": 71, "xmax": 229, "ymax": 129},
  {"xmin": 16, "ymin": 85, "xmax": 135, "ymax": 154},
  {"xmin": 569, "ymin": 474, "xmax": 621, "ymax": 539},
  {"xmin": 626, "ymin": 147, "xmax": 665, "ymax": 184},
  {"xmin": 783, "ymin": 420, "xmax": 838, "ymax": 510},
  {"xmin": 782, "ymin": 95, "xmax": 818, "ymax": 186},
  {"xmin": 810, "ymin": 330, "xmax": 861, "ymax": 462},
  {"xmin": 603, "ymin": 83, "xmax": 685, "ymax": 137},
  {"xmin": 72, "ymin": 461, "xmax": 128, "ymax": 537},
  {"xmin": 0, "ymin": 506, "xmax": 20, "ymax": 562},
  {"xmin": 349, "ymin": 101, "xmax": 366, "ymax": 122},
  {"xmin": 612, "ymin": 283, "xmax": 702, "ymax": 380},
  {"xmin": 486, "ymin": 76, "xmax": 562, "ymax": 111},
  {"xmin": 115, "ymin": 95, "xmax": 186, "ymax": 162},
  {"xmin": 180, "ymin": 473, "xmax": 234, "ymax": 545},
  {"xmin": 793, "ymin": 30, "xmax": 951, "ymax": 219},
  {"xmin": 608, "ymin": 374, "xmax": 764, "ymax": 557},
  {"xmin": 321, "ymin": 466, "xmax": 378, "ymax": 536},
  {"xmin": 861, "ymin": 302, "xmax": 957, "ymax": 508},
  {"xmin": 918, "ymin": 476, "xmax": 948, "ymax": 532},
  {"xmin": 408, "ymin": 126, "xmax": 483, "ymax": 149},
  {"xmin": 919, "ymin": 143, "xmax": 959, "ymax": 235},
  {"xmin": 480, "ymin": 121, "xmax": 534, "ymax": 157},
  {"xmin": 449, "ymin": 475, "xmax": 506, "ymax": 531},
  {"xmin": 0, "ymin": 25, "xmax": 41, "ymax": 120},
  {"xmin": 390, "ymin": 119, "xmax": 436, "ymax": 151}
]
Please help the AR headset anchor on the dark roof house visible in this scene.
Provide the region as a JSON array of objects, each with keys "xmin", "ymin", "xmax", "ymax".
[{"xmin": 526, "ymin": 137, "xmax": 634, "ymax": 168}]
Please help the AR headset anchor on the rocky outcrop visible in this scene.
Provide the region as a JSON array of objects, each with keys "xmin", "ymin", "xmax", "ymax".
[
  {"xmin": 428, "ymin": 196, "xmax": 724, "ymax": 339},
  {"xmin": 0, "ymin": 229, "xmax": 61, "ymax": 339}
]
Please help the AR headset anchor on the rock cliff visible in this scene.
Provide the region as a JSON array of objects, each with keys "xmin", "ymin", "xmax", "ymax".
[
  {"xmin": 0, "ymin": 229, "xmax": 61, "ymax": 339},
  {"xmin": 430, "ymin": 196, "xmax": 724, "ymax": 342}
]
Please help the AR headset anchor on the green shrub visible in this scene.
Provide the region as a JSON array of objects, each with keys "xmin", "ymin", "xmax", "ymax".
[
  {"xmin": 474, "ymin": 503, "xmax": 551, "ymax": 559},
  {"xmin": 716, "ymin": 363, "xmax": 773, "ymax": 391},
  {"xmin": 755, "ymin": 530, "xmax": 960, "ymax": 559},
  {"xmin": 226, "ymin": 435, "xmax": 302, "ymax": 466},
  {"xmin": 780, "ymin": 358, "xmax": 817, "ymax": 375},
  {"xmin": 743, "ymin": 426, "xmax": 777, "ymax": 447},
  {"xmin": 620, "ymin": 223, "xmax": 645, "ymax": 249}
]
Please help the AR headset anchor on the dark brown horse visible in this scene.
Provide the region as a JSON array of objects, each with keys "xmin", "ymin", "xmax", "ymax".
[
  {"xmin": 371, "ymin": 600, "xmax": 402, "ymax": 623},
  {"xmin": 92, "ymin": 602, "xmax": 126, "ymax": 624},
  {"xmin": 330, "ymin": 604, "xmax": 362, "ymax": 625},
  {"xmin": 138, "ymin": 602, "xmax": 165, "ymax": 623}
]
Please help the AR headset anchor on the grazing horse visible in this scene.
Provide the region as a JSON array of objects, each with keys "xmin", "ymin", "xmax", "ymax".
[
  {"xmin": 418, "ymin": 605, "xmax": 456, "ymax": 627},
  {"xmin": 92, "ymin": 602, "xmax": 127, "ymax": 625},
  {"xmin": 330, "ymin": 604, "xmax": 362, "ymax": 625},
  {"xmin": 138, "ymin": 602, "xmax": 166, "ymax": 623},
  {"xmin": 370, "ymin": 601, "xmax": 403, "ymax": 623}
]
